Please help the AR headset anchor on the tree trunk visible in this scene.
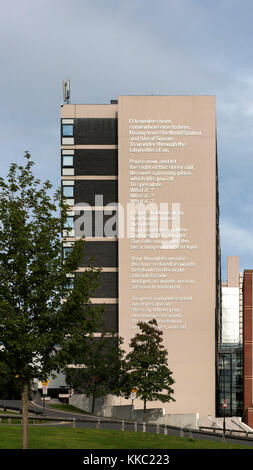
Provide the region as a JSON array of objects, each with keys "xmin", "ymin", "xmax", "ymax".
[
  {"xmin": 144, "ymin": 398, "xmax": 146, "ymax": 414},
  {"xmin": 22, "ymin": 383, "xmax": 29, "ymax": 449},
  {"xmin": 91, "ymin": 395, "xmax": 96, "ymax": 414},
  {"xmin": 91, "ymin": 383, "xmax": 97, "ymax": 414}
]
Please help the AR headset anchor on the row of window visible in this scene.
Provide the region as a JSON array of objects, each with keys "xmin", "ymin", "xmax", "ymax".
[
  {"xmin": 61, "ymin": 121, "xmax": 74, "ymax": 293},
  {"xmin": 61, "ymin": 118, "xmax": 118, "ymax": 145},
  {"xmin": 217, "ymin": 349, "xmax": 243, "ymax": 417}
]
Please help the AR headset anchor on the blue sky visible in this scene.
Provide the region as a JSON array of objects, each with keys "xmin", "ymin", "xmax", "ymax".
[{"xmin": 0, "ymin": 0, "xmax": 253, "ymax": 278}]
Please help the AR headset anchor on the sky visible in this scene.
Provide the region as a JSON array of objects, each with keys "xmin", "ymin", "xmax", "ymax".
[{"xmin": 0, "ymin": 0, "xmax": 253, "ymax": 278}]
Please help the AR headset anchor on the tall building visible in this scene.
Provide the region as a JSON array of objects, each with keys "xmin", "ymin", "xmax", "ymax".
[
  {"xmin": 217, "ymin": 256, "xmax": 243, "ymax": 417},
  {"xmin": 243, "ymin": 270, "xmax": 253, "ymax": 426},
  {"xmin": 221, "ymin": 256, "xmax": 243, "ymax": 345},
  {"xmin": 61, "ymin": 95, "xmax": 220, "ymax": 416}
]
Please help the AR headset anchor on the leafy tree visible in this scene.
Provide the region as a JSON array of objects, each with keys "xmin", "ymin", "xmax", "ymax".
[
  {"xmin": 66, "ymin": 332, "xmax": 125, "ymax": 413},
  {"xmin": 0, "ymin": 153, "xmax": 103, "ymax": 448},
  {"xmin": 120, "ymin": 319, "xmax": 175, "ymax": 413},
  {"xmin": 0, "ymin": 373, "xmax": 22, "ymax": 400}
]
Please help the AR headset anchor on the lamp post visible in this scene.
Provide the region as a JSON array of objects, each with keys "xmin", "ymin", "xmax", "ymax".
[
  {"xmin": 222, "ymin": 355, "xmax": 227, "ymax": 436},
  {"xmin": 223, "ymin": 400, "xmax": 227, "ymax": 435},
  {"xmin": 130, "ymin": 388, "xmax": 137, "ymax": 419},
  {"xmin": 42, "ymin": 380, "xmax": 49, "ymax": 414}
]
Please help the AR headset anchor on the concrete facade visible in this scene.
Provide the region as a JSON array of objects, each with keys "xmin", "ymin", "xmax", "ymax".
[{"xmin": 61, "ymin": 96, "xmax": 220, "ymax": 417}]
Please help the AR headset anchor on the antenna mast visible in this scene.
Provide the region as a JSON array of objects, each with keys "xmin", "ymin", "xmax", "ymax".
[{"xmin": 62, "ymin": 79, "xmax": 71, "ymax": 104}]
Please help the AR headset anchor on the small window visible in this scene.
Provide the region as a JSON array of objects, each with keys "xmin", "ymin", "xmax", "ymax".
[
  {"xmin": 63, "ymin": 155, "xmax": 74, "ymax": 167},
  {"xmin": 63, "ymin": 247, "xmax": 72, "ymax": 259},
  {"xmin": 62, "ymin": 124, "xmax": 74, "ymax": 136},
  {"xmin": 64, "ymin": 216, "xmax": 74, "ymax": 230},
  {"xmin": 66, "ymin": 277, "xmax": 74, "ymax": 289},
  {"xmin": 63, "ymin": 186, "xmax": 74, "ymax": 198}
]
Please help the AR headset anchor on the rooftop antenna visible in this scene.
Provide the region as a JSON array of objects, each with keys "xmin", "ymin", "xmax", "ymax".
[{"xmin": 62, "ymin": 79, "xmax": 71, "ymax": 104}]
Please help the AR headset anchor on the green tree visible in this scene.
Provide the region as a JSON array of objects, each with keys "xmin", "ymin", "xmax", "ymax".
[
  {"xmin": 120, "ymin": 319, "xmax": 175, "ymax": 414},
  {"xmin": 0, "ymin": 153, "xmax": 103, "ymax": 448},
  {"xmin": 66, "ymin": 332, "xmax": 125, "ymax": 413},
  {"xmin": 0, "ymin": 373, "xmax": 22, "ymax": 400}
]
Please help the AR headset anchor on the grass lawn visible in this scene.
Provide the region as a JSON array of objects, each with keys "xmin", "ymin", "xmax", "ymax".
[
  {"xmin": 47, "ymin": 404, "xmax": 89, "ymax": 414},
  {"xmin": 0, "ymin": 426, "xmax": 252, "ymax": 449}
]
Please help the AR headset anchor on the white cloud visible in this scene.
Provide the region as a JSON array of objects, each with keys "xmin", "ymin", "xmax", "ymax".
[{"xmin": 221, "ymin": 219, "xmax": 253, "ymax": 256}]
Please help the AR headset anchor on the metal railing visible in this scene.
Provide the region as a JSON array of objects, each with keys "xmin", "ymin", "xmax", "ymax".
[{"xmin": 199, "ymin": 425, "xmax": 253, "ymax": 438}]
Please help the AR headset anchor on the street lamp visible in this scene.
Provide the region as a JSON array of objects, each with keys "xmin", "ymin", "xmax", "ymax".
[{"xmin": 221, "ymin": 354, "xmax": 227, "ymax": 436}]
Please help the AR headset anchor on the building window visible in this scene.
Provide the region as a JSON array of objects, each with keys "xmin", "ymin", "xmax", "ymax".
[
  {"xmin": 63, "ymin": 247, "xmax": 72, "ymax": 259},
  {"xmin": 66, "ymin": 277, "xmax": 74, "ymax": 289},
  {"xmin": 62, "ymin": 124, "xmax": 74, "ymax": 137},
  {"xmin": 62, "ymin": 150, "xmax": 74, "ymax": 176},
  {"xmin": 64, "ymin": 216, "xmax": 74, "ymax": 230},
  {"xmin": 63, "ymin": 186, "xmax": 74, "ymax": 198},
  {"xmin": 62, "ymin": 155, "xmax": 74, "ymax": 167}
]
